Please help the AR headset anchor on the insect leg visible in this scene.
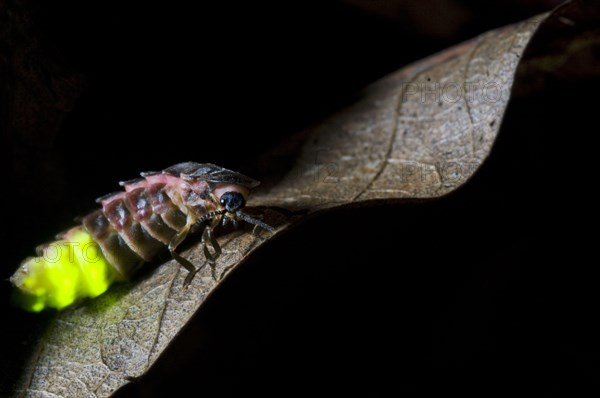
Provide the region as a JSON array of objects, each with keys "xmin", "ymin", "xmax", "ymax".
[
  {"xmin": 202, "ymin": 217, "xmax": 223, "ymax": 280},
  {"xmin": 168, "ymin": 216, "xmax": 198, "ymax": 285}
]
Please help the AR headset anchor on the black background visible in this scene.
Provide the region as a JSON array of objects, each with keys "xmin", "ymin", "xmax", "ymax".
[{"xmin": 3, "ymin": 0, "xmax": 599, "ymax": 396}]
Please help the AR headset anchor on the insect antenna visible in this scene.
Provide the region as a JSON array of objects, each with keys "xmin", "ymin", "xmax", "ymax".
[
  {"xmin": 196, "ymin": 209, "xmax": 227, "ymax": 225},
  {"xmin": 236, "ymin": 211, "xmax": 274, "ymax": 232}
]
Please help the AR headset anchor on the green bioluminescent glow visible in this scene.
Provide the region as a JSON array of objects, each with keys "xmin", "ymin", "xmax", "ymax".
[{"xmin": 11, "ymin": 229, "xmax": 118, "ymax": 312}]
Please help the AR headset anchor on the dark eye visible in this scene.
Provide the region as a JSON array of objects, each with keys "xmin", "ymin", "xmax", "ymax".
[{"xmin": 220, "ymin": 191, "xmax": 246, "ymax": 212}]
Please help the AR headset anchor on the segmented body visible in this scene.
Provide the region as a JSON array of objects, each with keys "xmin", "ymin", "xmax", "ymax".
[{"xmin": 11, "ymin": 162, "xmax": 269, "ymax": 312}]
